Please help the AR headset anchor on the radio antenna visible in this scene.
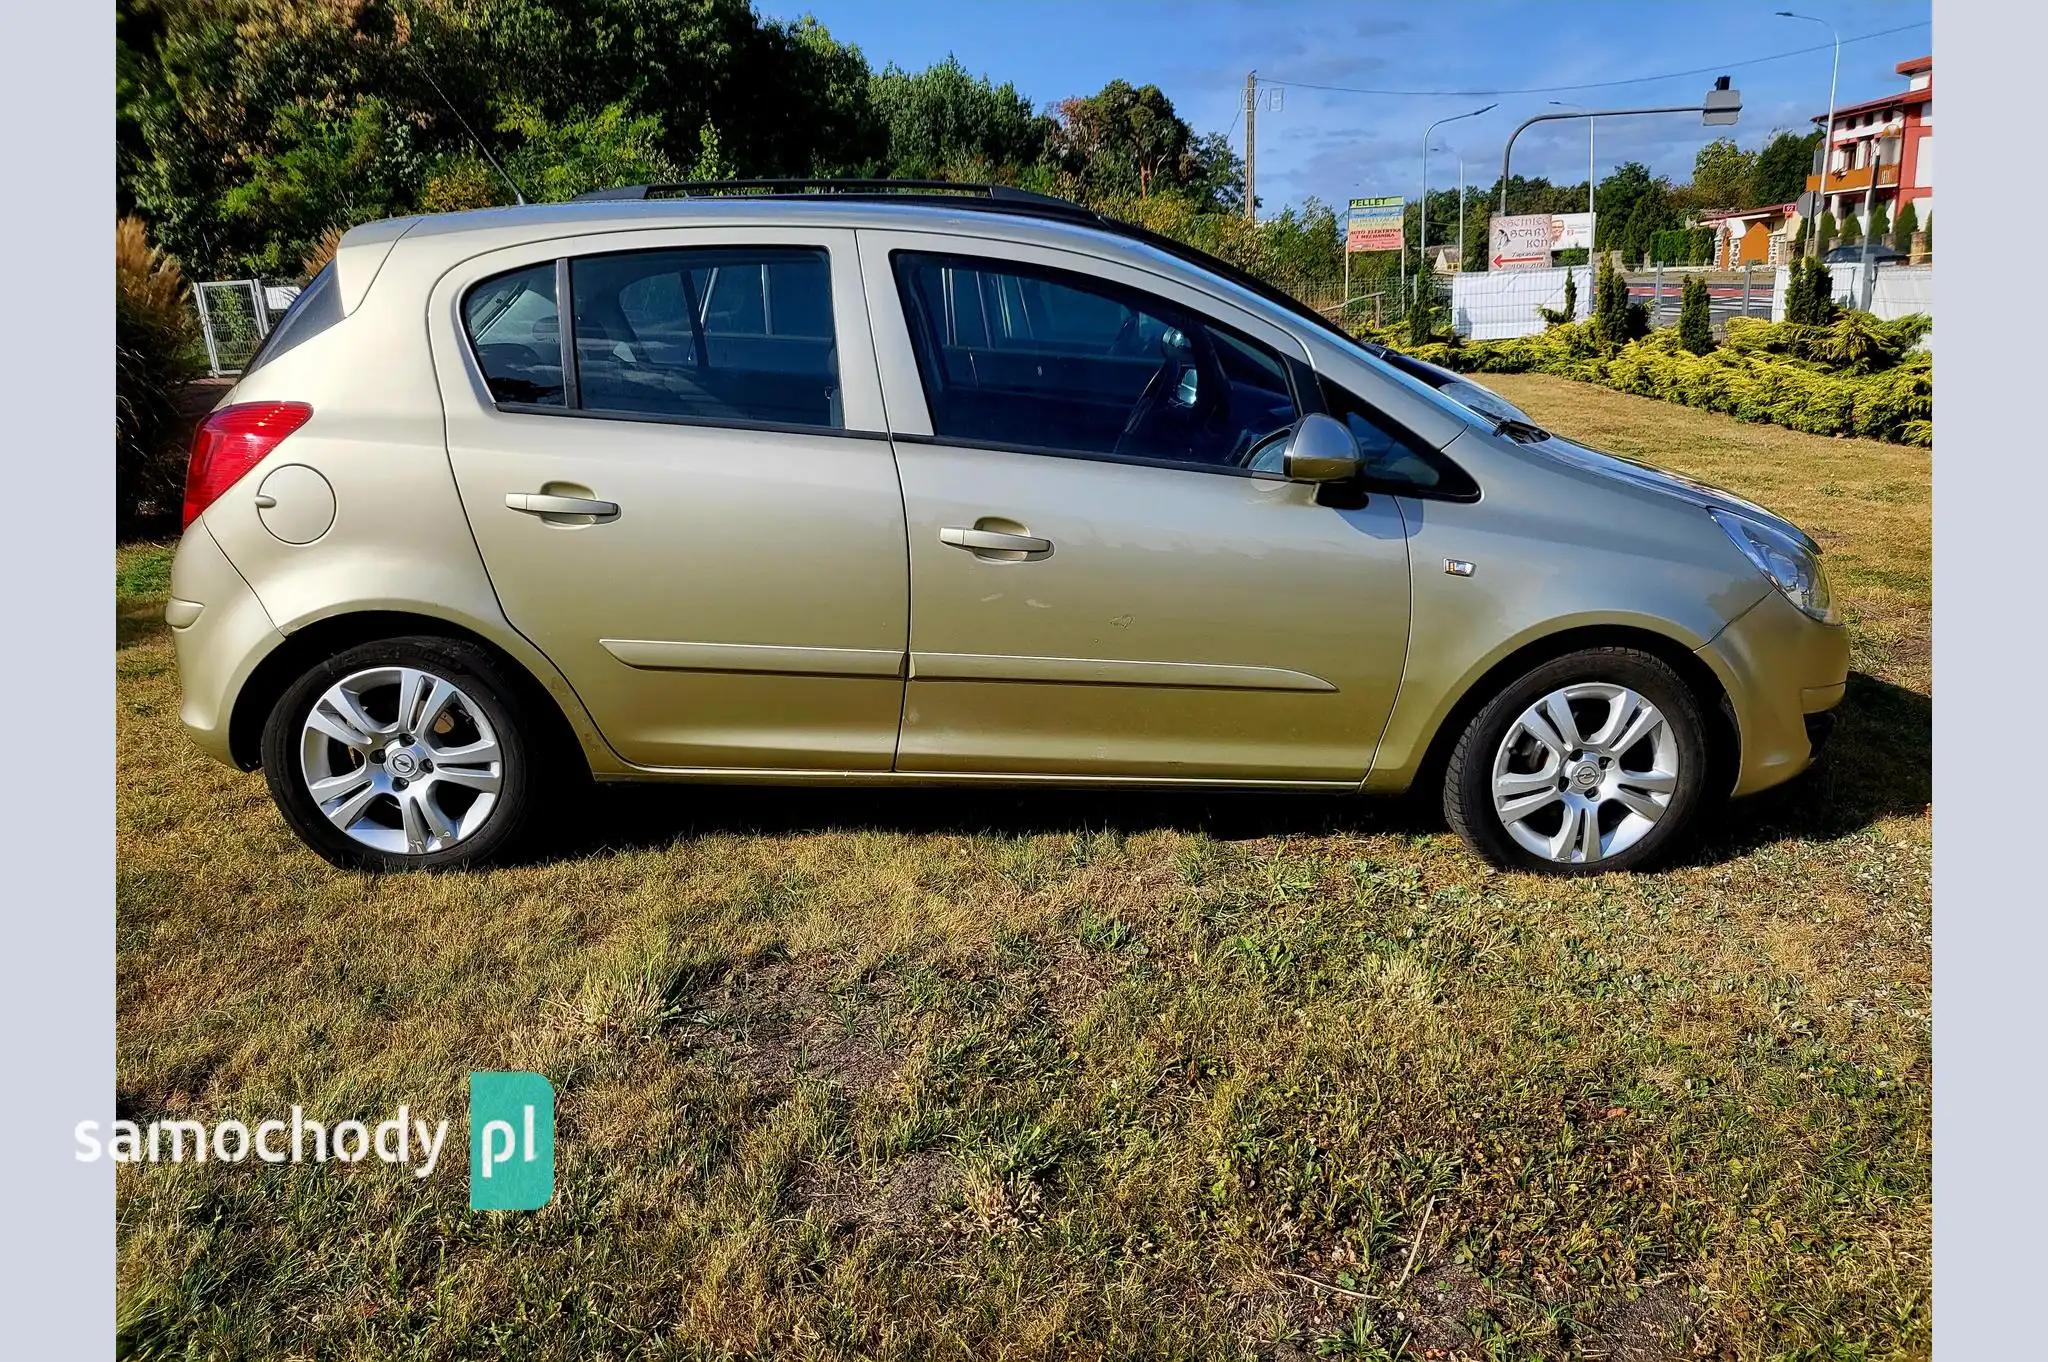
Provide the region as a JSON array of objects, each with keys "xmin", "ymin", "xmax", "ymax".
[{"xmin": 417, "ymin": 65, "xmax": 527, "ymax": 206}]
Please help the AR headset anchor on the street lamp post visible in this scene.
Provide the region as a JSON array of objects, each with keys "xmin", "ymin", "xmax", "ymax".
[
  {"xmin": 1497, "ymin": 84, "xmax": 1740, "ymax": 272},
  {"xmin": 1422, "ymin": 102, "xmax": 1495, "ymax": 304},
  {"xmin": 1433, "ymin": 143, "xmax": 1469, "ymax": 270},
  {"xmin": 1777, "ymin": 11, "xmax": 1840, "ymax": 258},
  {"xmin": 1549, "ymin": 101, "xmax": 1595, "ymax": 217}
]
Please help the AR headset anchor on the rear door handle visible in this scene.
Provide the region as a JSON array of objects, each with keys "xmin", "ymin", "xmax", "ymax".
[
  {"xmin": 940, "ymin": 526, "xmax": 1053, "ymax": 559},
  {"xmin": 505, "ymin": 492, "xmax": 620, "ymax": 519}
]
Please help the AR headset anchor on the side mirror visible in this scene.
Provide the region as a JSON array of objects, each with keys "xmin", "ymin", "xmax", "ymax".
[{"xmin": 1283, "ymin": 412, "xmax": 1363, "ymax": 483}]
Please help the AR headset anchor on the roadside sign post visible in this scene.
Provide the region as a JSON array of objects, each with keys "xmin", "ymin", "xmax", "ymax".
[
  {"xmin": 1489, "ymin": 213, "xmax": 1553, "ymax": 271},
  {"xmin": 1344, "ymin": 196, "xmax": 1404, "ymax": 311}
]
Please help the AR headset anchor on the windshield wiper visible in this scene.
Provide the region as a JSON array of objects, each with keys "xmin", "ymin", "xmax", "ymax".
[{"xmin": 1487, "ymin": 413, "xmax": 1551, "ymax": 443}]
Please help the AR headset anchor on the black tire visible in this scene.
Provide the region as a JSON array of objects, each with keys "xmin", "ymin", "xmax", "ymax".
[
  {"xmin": 260, "ymin": 635, "xmax": 537, "ymax": 871},
  {"xmin": 1442, "ymin": 647, "xmax": 1711, "ymax": 875}
]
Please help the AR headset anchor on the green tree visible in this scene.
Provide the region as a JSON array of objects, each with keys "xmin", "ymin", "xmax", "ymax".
[
  {"xmin": 688, "ymin": 121, "xmax": 737, "ymax": 180},
  {"xmin": 1594, "ymin": 253, "xmax": 1632, "ymax": 349},
  {"xmin": 1619, "ymin": 184, "xmax": 1672, "ymax": 266},
  {"xmin": 1785, "ymin": 255, "xmax": 1838, "ymax": 325},
  {"xmin": 1814, "ymin": 210, "xmax": 1836, "ymax": 255},
  {"xmin": 869, "ymin": 56, "xmax": 1048, "ymax": 179},
  {"xmin": 1562, "ymin": 268, "xmax": 1578, "ymax": 322},
  {"xmin": 1867, "ymin": 200, "xmax": 1890, "ymax": 249},
  {"xmin": 1892, "ymin": 200, "xmax": 1919, "ymax": 253},
  {"xmin": 1838, "ymin": 209, "xmax": 1861, "ymax": 246},
  {"xmin": 1594, "ymin": 161, "xmax": 1658, "ymax": 251},
  {"xmin": 1691, "ymin": 137, "xmax": 1756, "ymax": 210},
  {"xmin": 1752, "ymin": 128, "xmax": 1823, "ymax": 205},
  {"xmin": 1048, "ymin": 80, "xmax": 1240, "ymax": 211},
  {"xmin": 1678, "ymin": 273, "xmax": 1714, "ymax": 353}
]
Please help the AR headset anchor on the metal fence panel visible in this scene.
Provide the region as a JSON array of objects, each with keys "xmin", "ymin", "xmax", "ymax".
[
  {"xmin": 192, "ymin": 279, "xmax": 276, "ymax": 377},
  {"xmin": 1450, "ymin": 266, "xmax": 1591, "ymax": 340}
]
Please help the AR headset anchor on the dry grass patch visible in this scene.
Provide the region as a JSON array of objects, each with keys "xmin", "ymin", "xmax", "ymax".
[{"xmin": 115, "ymin": 381, "xmax": 1929, "ymax": 1360}]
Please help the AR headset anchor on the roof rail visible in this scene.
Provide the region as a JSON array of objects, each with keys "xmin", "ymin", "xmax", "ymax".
[
  {"xmin": 571, "ymin": 178, "xmax": 1087, "ymax": 213},
  {"xmin": 566, "ymin": 178, "xmax": 1361, "ymax": 349}
]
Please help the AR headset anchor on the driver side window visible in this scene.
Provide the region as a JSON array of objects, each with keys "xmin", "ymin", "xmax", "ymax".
[{"xmin": 892, "ymin": 251, "xmax": 1299, "ymax": 472}]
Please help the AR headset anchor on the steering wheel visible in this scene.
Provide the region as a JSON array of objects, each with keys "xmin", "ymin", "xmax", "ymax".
[{"xmin": 1112, "ymin": 326, "xmax": 1231, "ymax": 463}]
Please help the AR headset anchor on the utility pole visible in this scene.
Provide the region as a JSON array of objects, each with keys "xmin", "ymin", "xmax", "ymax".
[
  {"xmin": 1777, "ymin": 12, "xmax": 1839, "ymax": 258},
  {"xmin": 1243, "ymin": 71, "xmax": 1257, "ymax": 221}
]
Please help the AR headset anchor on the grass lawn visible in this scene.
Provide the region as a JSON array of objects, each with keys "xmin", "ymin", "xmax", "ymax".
[{"xmin": 115, "ymin": 373, "xmax": 1930, "ymax": 1361}]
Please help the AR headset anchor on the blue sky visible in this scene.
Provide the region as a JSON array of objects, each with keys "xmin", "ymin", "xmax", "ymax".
[{"xmin": 762, "ymin": 0, "xmax": 1932, "ymax": 213}]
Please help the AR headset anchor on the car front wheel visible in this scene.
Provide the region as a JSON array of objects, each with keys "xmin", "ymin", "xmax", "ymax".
[
  {"xmin": 1443, "ymin": 647, "xmax": 1711, "ymax": 874},
  {"xmin": 260, "ymin": 636, "xmax": 535, "ymax": 871}
]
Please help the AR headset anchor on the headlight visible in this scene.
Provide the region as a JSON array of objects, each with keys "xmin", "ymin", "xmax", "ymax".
[{"xmin": 1709, "ymin": 508, "xmax": 1838, "ymax": 624}]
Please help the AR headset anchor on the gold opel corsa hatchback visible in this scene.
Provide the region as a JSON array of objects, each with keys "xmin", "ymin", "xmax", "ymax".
[{"xmin": 168, "ymin": 182, "xmax": 1848, "ymax": 875}]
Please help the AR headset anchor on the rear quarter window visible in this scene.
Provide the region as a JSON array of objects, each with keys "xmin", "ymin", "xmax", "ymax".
[{"xmin": 462, "ymin": 263, "xmax": 564, "ymax": 406}]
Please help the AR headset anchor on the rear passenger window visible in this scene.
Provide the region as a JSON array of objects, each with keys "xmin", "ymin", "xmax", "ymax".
[
  {"xmin": 569, "ymin": 247, "xmax": 840, "ymax": 430},
  {"xmin": 463, "ymin": 263, "xmax": 563, "ymax": 406}
]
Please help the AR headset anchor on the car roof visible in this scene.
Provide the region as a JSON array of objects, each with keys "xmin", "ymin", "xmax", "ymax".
[{"xmin": 346, "ymin": 193, "xmax": 1367, "ymax": 352}]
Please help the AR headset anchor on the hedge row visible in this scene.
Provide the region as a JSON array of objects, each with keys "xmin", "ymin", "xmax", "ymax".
[
  {"xmin": 1376, "ymin": 316, "xmax": 1932, "ymax": 446},
  {"xmin": 1648, "ymin": 227, "xmax": 1715, "ymax": 266}
]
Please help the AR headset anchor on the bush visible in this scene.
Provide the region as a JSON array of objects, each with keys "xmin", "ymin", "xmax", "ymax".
[
  {"xmin": 1649, "ymin": 226, "xmax": 1713, "ymax": 266},
  {"xmin": 1784, "ymin": 256, "xmax": 1838, "ymax": 326},
  {"xmin": 1814, "ymin": 212, "xmax": 1835, "ymax": 255},
  {"xmin": 1593, "ymin": 254, "xmax": 1632, "ymax": 351},
  {"xmin": 1536, "ymin": 268, "xmax": 1579, "ymax": 329},
  {"xmin": 1678, "ymin": 274, "xmax": 1714, "ymax": 354},
  {"xmin": 116, "ymin": 217, "xmax": 200, "ymax": 536},
  {"xmin": 1892, "ymin": 201, "xmax": 1919, "ymax": 254},
  {"xmin": 1369, "ymin": 305, "xmax": 1931, "ymax": 446}
]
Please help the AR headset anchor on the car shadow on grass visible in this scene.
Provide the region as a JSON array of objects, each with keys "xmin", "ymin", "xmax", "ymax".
[
  {"xmin": 534, "ymin": 670, "xmax": 1929, "ymax": 869},
  {"xmin": 1684, "ymin": 670, "xmax": 1930, "ymax": 865}
]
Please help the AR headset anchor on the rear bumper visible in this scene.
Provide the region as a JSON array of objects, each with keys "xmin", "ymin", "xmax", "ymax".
[
  {"xmin": 1696, "ymin": 590, "xmax": 1851, "ymax": 797},
  {"xmin": 168, "ymin": 524, "xmax": 285, "ymax": 766}
]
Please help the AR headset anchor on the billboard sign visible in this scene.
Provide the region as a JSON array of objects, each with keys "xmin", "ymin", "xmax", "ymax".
[
  {"xmin": 1550, "ymin": 212, "xmax": 1594, "ymax": 253},
  {"xmin": 1345, "ymin": 196, "xmax": 1404, "ymax": 253},
  {"xmin": 1489, "ymin": 213, "xmax": 1553, "ymax": 270}
]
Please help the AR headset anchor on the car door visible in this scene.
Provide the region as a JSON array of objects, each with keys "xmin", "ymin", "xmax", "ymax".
[
  {"xmin": 861, "ymin": 231, "xmax": 1413, "ymax": 783},
  {"xmin": 432, "ymin": 227, "xmax": 908, "ymax": 771}
]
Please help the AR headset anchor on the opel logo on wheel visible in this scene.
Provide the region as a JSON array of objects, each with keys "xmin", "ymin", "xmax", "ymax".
[{"xmin": 388, "ymin": 750, "xmax": 420, "ymax": 778}]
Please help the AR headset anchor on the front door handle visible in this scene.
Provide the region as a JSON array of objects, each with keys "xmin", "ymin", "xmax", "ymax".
[
  {"xmin": 506, "ymin": 492, "xmax": 620, "ymax": 519},
  {"xmin": 940, "ymin": 526, "xmax": 1053, "ymax": 560}
]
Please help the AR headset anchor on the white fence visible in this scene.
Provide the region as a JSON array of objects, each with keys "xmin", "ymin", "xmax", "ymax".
[
  {"xmin": 1449, "ymin": 266, "xmax": 1591, "ymax": 340},
  {"xmin": 1770, "ymin": 263, "xmax": 1933, "ymax": 321}
]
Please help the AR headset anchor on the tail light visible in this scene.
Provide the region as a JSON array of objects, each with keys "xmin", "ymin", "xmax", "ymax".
[{"xmin": 182, "ymin": 401, "xmax": 313, "ymax": 528}]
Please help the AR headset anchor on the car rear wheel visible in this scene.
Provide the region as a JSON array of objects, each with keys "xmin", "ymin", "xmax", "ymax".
[
  {"xmin": 1443, "ymin": 647, "xmax": 1710, "ymax": 874},
  {"xmin": 260, "ymin": 636, "xmax": 535, "ymax": 871}
]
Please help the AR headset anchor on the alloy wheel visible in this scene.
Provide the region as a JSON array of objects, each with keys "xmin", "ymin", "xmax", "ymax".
[
  {"xmin": 1488, "ymin": 682, "xmax": 1679, "ymax": 866},
  {"xmin": 298, "ymin": 666, "xmax": 504, "ymax": 856}
]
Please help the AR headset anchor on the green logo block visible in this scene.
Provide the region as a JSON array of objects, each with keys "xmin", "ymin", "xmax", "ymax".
[{"xmin": 468, "ymin": 1071, "xmax": 555, "ymax": 1211}]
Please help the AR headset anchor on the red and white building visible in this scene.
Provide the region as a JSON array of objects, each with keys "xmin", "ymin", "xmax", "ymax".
[{"xmin": 1808, "ymin": 54, "xmax": 1933, "ymax": 239}]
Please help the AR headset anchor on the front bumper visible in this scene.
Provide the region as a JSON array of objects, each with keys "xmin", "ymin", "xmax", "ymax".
[
  {"xmin": 168, "ymin": 524, "xmax": 285, "ymax": 766},
  {"xmin": 1696, "ymin": 588, "xmax": 1851, "ymax": 797}
]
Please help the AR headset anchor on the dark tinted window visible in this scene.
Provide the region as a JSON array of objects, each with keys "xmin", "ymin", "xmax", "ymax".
[
  {"xmin": 569, "ymin": 247, "xmax": 839, "ymax": 429},
  {"xmin": 463, "ymin": 263, "xmax": 563, "ymax": 406},
  {"xmin": 1318, "ymin": 376, "xmax": 1477, "ymax": 498},
  {"xmin": 893, "ymin": 252, "xmax": 1298, "ymax": 471},
  {"xmin": 247, "ymin": 263, "xmax": 341, "ymax": 375}
]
